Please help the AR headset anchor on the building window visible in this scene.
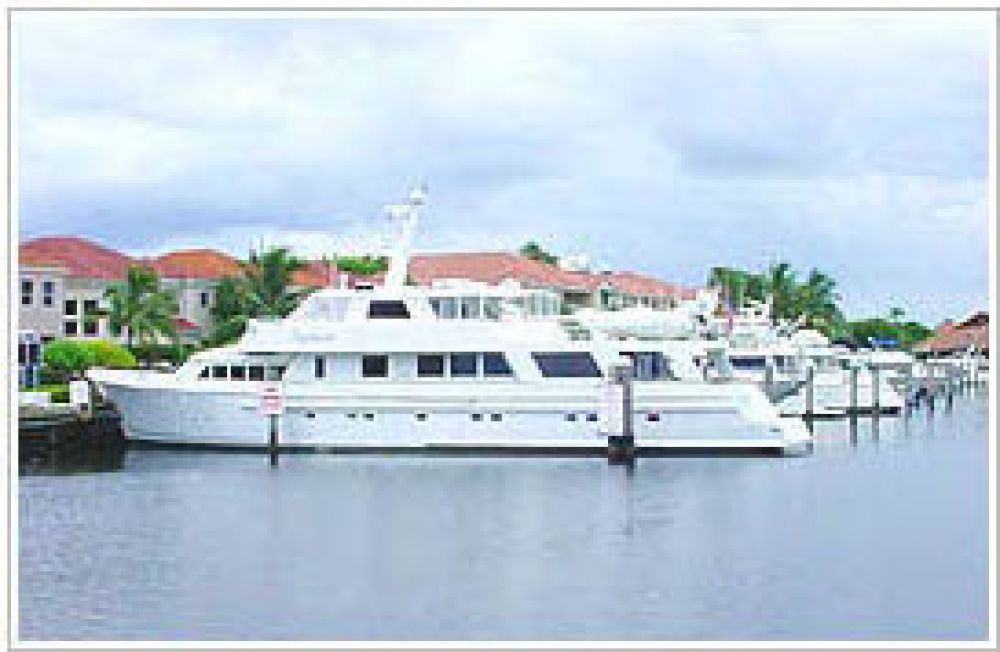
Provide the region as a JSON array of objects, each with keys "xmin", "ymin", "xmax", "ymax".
[
  {"xmin": 83, "ymin": 320, "xmax": 98, "ymax": 336},
  {"xmin": 64, "ymin": 299, "xmax": 78, "ymax": 316},
  {"xmin": 42, "ymin": 281, "xmax": 55, "ymax": 307},
  {"xmin": 368, "ymin": 300, "xmax": 410, "ymax": 319},
  {"xmin": 200, "ymin": 291, "xmax": 210, "ymax": 308},
  {"xmin": 417, "ymin": 354, "xmax": 445, "ymax": 378},
  {"xmin": 64, "ymin": 321, "xmax": 78, "ymax": 336},
  {"xmin": 362, "ymin": 355, "xmax": 389, "ymax": 378},
  {"xmin": 21, "ymin": 279, "xmax": 32, "ymax": 306},
  {"xmin": 450, "ymin": 353, "xmax": 478, "ymax": 377},
  {"xmin": 483, "ymin": 352, "xmax": 513, "ymax": 377},
  {"xmin": 83, "ymin": 299, "xmax": 99, "ymax": 315},
  {"xmin": 314, "ymin": 356, "xmax": 325, "ymax": 379},
  {"xmin": 532, "ymin": 352, "xmax": 602, "ymax": 378}
]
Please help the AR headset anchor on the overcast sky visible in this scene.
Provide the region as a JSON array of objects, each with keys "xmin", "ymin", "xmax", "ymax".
[{"xmin": 14, "ymin": 11, "xmax": 992, "ymax": 324}]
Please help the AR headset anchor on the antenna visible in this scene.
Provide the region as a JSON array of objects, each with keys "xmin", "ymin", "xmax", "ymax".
[{"xmin": 383, "ymin": 182, "xmax": 427, "ymax": 288}]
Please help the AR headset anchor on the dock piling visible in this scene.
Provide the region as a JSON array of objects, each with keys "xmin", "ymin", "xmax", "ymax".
[
  {"xmin": 269, "ymin": 414, "xmax": 279, "ymax": 466},
  {"xmin": 849, "ymin": 365, "xmax": 859, "ymax": 416},
  {"xmin": 871, "ymin": 365, "xmax": 880, "ymax": 417},
  {"xmin": 805, "ymin": 365, "xmax": 815, "ymax": 420}
]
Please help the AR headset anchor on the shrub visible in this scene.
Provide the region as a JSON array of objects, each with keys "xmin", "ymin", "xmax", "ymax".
[
  {"xmin": 42, "ymin": 339, "xmax": 97, "ymax": 381},
  {"xmin": 24, "ymin": 383, "xmax": 70, "ymax": 403},
  {"xmin": 82, "ymin": 339, "xmax": 137, "ymax": 368}
]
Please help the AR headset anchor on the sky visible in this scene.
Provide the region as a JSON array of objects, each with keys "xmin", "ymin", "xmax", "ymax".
[{"xmin": 13, "ymin": 11, "xmax": 993, "ymax": 324}]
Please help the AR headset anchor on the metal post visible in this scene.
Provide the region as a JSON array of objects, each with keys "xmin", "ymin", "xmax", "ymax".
[
  {"xmin": 904, "ymin": 364, "xmax": 913, "ymax": 415},
  {"xmin": 849, "ymin": 365, "xmax": 859, "ymax": 416},
  {"xmin": 764, "ymin": 361, "xmax": 775, "ymax": 402},
  {"xmin": 946, "ymin": 366, "xmax": 955, "ymax": 411},
  {"xmin": 871, "ymin": 365, "xmax": 880, "ymax": 416},
  {"xmin": 805, "ymin": 365, "xmax": 815, "ymax": 420},
  {"xmin": 269, "ymin": 413, "xmax": 279, "ymax": 466},
  {"xmin": 607, "ymin": 363, "xmax": 634, "ymax": 464}
]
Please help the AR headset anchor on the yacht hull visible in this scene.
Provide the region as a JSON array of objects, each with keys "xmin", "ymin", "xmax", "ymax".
[{"xmin": 89, "ymin": 371, "xmax": 811, "ymax": 455}]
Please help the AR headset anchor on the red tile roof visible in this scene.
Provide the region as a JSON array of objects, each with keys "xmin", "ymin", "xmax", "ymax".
[
  {"xmin": 914, "ymin": 315, "xmax": 989, "ymax": 353},
  {"xmin": 149, "ymin": 249, "xmax": 244, "ymax": 279},
  {"xmin": 20, "ymin": 236, "xmax": 137, "ymax": 280},
  {"xmin": 292, "ymin": 260, "xmax": 335, "ymax": 288}
]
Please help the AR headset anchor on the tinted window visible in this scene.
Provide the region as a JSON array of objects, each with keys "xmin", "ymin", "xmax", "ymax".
[
  {"xmin": 64, "ymin": 300, "xmax": 77, "ymax": 316},
  {"xmin": 450, "ymin": 353, "xmax": 478, "ymax": 377},
  {"xmin": 83, "ymin": 321, "xmax": 98, "ymax": 335},
  {"xmin": 368, "ymin": 301, "xmax": 410, "ymax": 319},
  {"xmin": 64, "ymin": 322, "xmax": 78, "ymax": 335},
  {"xmin": 212, "ymin": 365, "xmax": 228, "ymax": 379},
  {"xmin": 266, "ymin": 366, "xmax": 286, "ymax": 381},
  {"xmin": 483, "ymin": 352, "xmax": 513, "ymax": 376},
  {"xmin": 199, "ymin": 367, "xmax": 210, "ymax": 379},
  {"xmin": 362, "ymin": 355, "xmax": 388, "ymax": 378},
  {"xmin": 231, "ymin": 366, "xmax": 246, "ymax": 380},
  {"xmin": 532, "ymin": 352, "xmax": 602, "ymax": 378},
  {"xmin": 417, "ymin": 354, "xmax": 444, "ymax": 377},
  {"xmin": 730, "ymin": 356, "xmax": 767, "ymax": 370},
  {"xmin": 249, "ymin": 366, "xmax": 265, "ymax": 381},
  {"xmin": 314, "ymin": 356, "xmax": 325, "ymax": 378}
]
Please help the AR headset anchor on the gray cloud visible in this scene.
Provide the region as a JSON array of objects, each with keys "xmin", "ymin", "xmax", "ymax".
[{"xmin": 13, "ymin": 12, "xmax": 991, "ymax": 323}]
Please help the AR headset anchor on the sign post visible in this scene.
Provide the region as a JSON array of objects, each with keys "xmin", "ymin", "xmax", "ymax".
[{"xmin": 258, "ymin": 382, "xmax": 284, "ymax": 465}]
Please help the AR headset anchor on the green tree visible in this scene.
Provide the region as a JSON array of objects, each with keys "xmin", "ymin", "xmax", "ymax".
[
  {"xmin": 82, "ymin": 339, "xmax": 137, "ymax": 368},
  {"xmin": 208, "ymin": 247, "xmax": 308, "ymax": 346},
  {"xmin": 792, "ymin": 269, "xmax": 842, "ymax": 333},
  {"xmin": 763, "ymin": 262, "xmax": 798, "ymax": 324},
  {"xmin": 104, "ymin": 266, "xmax": 178, "ymax": 350},
  {"xmin": 42, "ymin": 339, "xmax": 97, "ymax": 381},
  {"xmin": 519, "ymin": 241, "xmax": 559, "ymax": 266}
]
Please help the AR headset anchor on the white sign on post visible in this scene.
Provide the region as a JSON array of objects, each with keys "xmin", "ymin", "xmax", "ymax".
[
  {"xmin": 600, "ymin": 381, "xmax": 624, "ymax": 436},
  {"xmin": 258, "ymin": 382, "xmax": 284, "ymax": 416},
  {"xmin": 69, "ymin": 380, "xmax": 91, "ymax": 408}
]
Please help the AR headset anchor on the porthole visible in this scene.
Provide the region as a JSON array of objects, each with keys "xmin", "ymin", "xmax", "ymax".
[
  {"xmin": 471, "ymin": 413, "xmax": 483, "ymax": 422},
  {"xmin": 646, "ymin": 412, "xmax": 660, "ymax": 422},
  {"xmin": 586, "ymin": 413, "xmax": 598, "ymax": 422},
  {"xmin": 363, "ymin": 413, "xmax": 375, "ymax": 421},
  {"xmin": 565, "ymin": 413, "xmax": 578, "ymax": 422},
  {"xmin": 347, "ymin": 413, "xmax": 357, "ymax": 419},
  {"xmin": 416, "ymin": 413, "xmax": 428, "ymax": 422},
  {"xmin": 306, "ymin": 412, "xmax": 316, "ymax": 419},
  {"xmin": 490, "ymin": 413, "xmax": 502, "ymax": 422}
]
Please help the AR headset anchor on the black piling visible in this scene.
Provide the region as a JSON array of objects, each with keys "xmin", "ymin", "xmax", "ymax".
[{"xmin": 269, "ymin": 413, "xmax": 279, "ymax": 466}]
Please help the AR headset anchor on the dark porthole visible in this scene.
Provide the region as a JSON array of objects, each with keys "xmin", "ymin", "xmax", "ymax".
[
  {"xmin": 416, "ymin": 413, "xmax": 428, "ymax": 422},
  {"xmin": 306, "ymin": 412, "xmax": 316, "ymax": 419},
  {"xmin": 471, "ymin": 413, "xmax": 483, "ymax": 422},
  {"xmin": 646, "ymin": 412, "xmax": 661, "ymax": 422},
  {"xmin": 490, "ymin": 413, "xmax": 502, "ymax": 422},
  {"xmin": 363, "ymin": 413, "xmax": 375, "ymax": 421},
  {"xmin": 565, "ymin": 413, "xmax": 578, "ymax": 422},
  {"xmin": 347, "ymin": 413, "xmax": 358, "ymax": 419},
  {"xmin": 586, "ymin": 413, "xmax": 598, "ymax": 422}
]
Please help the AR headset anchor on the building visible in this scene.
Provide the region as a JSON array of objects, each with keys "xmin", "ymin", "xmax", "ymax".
[
  {"xmin": 913, "ymin": 311, "xmax": 989, "ymax": 357},
  {"xmin": 19, "ymin": 237, "xmax": 705, "ymax": 344}
]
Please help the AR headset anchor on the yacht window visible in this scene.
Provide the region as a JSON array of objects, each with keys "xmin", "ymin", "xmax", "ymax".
[
  {"xmin": 622, "ymin": 352, "xmax": 671, "ymax": 381},
  {"xmin": 483, "ymin": 297, "xmax": 502, "ymax": 320},
  {"xmin": 368, "ymin": 300, "xmax": 410, "ymax": 319},
  {"xmin": 730, "ymin": 356, "xmax": 767, "ymax": 370},
  {"xmin": 429, "ymin": 298, "xmax": 443, "ymax": 317},
  {"xmin": 417, "ymin": 354, "xmax": 445, "ymax": 378},
  {"xmin": 249, "ymin": 366, "xmax": 265, "ymax": 381},
  {"xmin": 450, "ymin": 353, "xmax": 478, "ymax": 377},
  {"xmin": 460, "ymin": 297, "xmax": 480, "ymax": 319},
  {"xmin": 265, "ymin": 366, "xmax": 285, "ymax": 381},
  {"xmin": 198, "ymin": 367, "xmax": 209, "ymax": 379},
  {"xmin": 483, "ymin": 352, "xmax": 513, "ymax": 377},
  {"xmin": 362, "ymin": 355, "xmax": 389, "ymax": 378},
  {"xmin": 438, "ymin": 298, "xmax": 457, "ymax": 319},
  {"xmin": 231, "ymin": 366, "xmax": 246, "ymax": 380},
  {"xmin": 314, "ymin": 356, "xmax": 325, "ymax": 379},
  {"xmin": 212, "ymin": 365, "xmax": 228, "ymax": 379},
  {"xmin": 532, "ymin": 352, "xmax": 602, "ymax": 378}
]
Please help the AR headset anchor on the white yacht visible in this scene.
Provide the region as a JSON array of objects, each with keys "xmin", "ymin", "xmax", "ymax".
[{"xmin": 88, "ymin": 188, "xmax": 810, "ymax": 454}]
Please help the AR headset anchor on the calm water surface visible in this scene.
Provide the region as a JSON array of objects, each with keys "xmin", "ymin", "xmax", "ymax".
[{"xmin": 19, "ymin": 392, "xmax": 990, "ymax": 641}]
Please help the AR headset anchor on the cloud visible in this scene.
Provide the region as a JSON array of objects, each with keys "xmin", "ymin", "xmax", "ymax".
[{"xmin": 13, "ymin": 11, "xmax": 992, "ymax": 324}]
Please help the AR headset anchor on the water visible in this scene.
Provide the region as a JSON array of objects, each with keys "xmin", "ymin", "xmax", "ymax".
[{"xmin": 19, "ymin": 392, "xmax": 990, "ymax": 641}]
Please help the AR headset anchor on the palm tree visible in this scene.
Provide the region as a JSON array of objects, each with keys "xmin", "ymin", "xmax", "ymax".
[
  {"xmin": 519, "ymin": 241, "xmax": 559, "ymax": 266},
  {"xmin": 793, "ymin": 269, "xmax": 842, "ymax": 332},
  {"xmin": 764, "ymin": 262, "xmax": 798, "ymax": 324},
  {"xmin": 208, "ymin": 247, "xmax": 308, "ymax": 346},
  {"xmin": 105, "ymin": 266, "xmax": 179, "ymax": 350}
]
